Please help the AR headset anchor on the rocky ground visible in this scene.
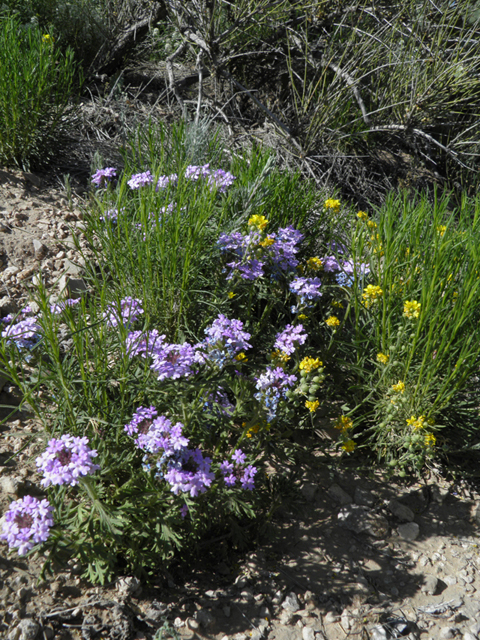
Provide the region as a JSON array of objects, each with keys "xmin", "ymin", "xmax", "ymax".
[{"xmin": 1, "ymin": 167, "xmax": 480, "ymax": 640}]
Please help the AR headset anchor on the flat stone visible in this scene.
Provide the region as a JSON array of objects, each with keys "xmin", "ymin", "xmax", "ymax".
[
  {"xmin": 302, "ymin": 627, "xmax": 315, "ymax": 640},
  {"xmin": 338, "ymin": 504, "xmax": 389, "ymax": 538},
  {"xmin": 439, "ymin": 627, "xmax": 458, "ymax": 640},
  {"xmin": 328, "ymin": 483, "xmax": 353, "ymax": 505},
  {"xmin": 388, "ymin": 500, "xmax": 415, "ymax": 522},
  {"xmin": 421, "ymin": 574, "xmax": 439, "ymax": 595},
  {"xmin": 397, "ymin": 522, "xmax": 420, "ymax": 541},
  {"xmin": 0, "ymin": 475, "xmax": 21, "ymax": 495},
  {"xmin": 463, "ymin": 633, "xmax": 477, "ymax": 640},
  {"xmin": 354, "ymin": 487, "xmax": 376, "ymax": 507},
  {"xmin": 33, "ymin": 238, "xmax": 47, "ymax": 259},
  {"xmin": 282, "ymin": 592, "xmax": 301, "ymax": 612}
]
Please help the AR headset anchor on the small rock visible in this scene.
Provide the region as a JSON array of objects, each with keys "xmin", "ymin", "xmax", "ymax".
[
  {"xmin": 13, "ymin": 619, "xmax": 40, "ymax": 640},
  {"xmin": 302, "ymin": 627, "xmax": 315, "ymax": 640},
  {"xmin": 283, "ymin": 592, "xmax": 301, "ymax": 613},
  {"xmin": 388, "ymin": 500, "xmax": 415, "ymax": 522},
  {"xmin": 33, "ymin": 239, "xmax": 47, "ymax": 259},
  {"xmin": 397, "ymin": 522, "xmax": 420, "ymax": 541},
  {"xmin": 173, "ymin": 618, "xmax": 184, "ymax": 628},
  {"xmin": 328, "ymin": 483, "xmax": 353, "ymax": 505},
  {"xmin": 144, "ymin": 601, "xmax": 168, "ymax": 621},
  {"xmin": 279, "ymin": 610, "xmax": 295, "ymax": 625},
  {"xmin": 195, "ymin": 609, "xmax": 215, "ymax": 628},
  {"xmin": 116, "ymin": 576, "xmax": 141, "ymax": 597},
  {"xmin": 301, "ymin": 483, "xmax": 317, "ymax": 501},
  {"xmin": 324, "ymin": 612, "xmax": 340, "ymax": 623},
  {"xmin": 0, "ymin": 476, "xmax": 21, "ymax": 495},
  {"xmin": 235, "ymin": 574, "xmax": 248, "ymax": 588},
  {"xmin": 445, "ymin": 575, "xmax": 457, "ymax": 585},
  {"xmin": 470, "ymin": 621, "xmax": 480, "ymax": 636},
  {"xmin": 370, "ymin": 625, "xmax": 388, "ymax": 640},
  {"xmin": 187, "ymin": 618, "xmax": 199, "ymax": 630},
  {"xmin": 354, "ymin": 487, "xmax": 375, "ymax": 507},
  {"xmin": 338, "ymin": 504, "xmax": 389, "ymax": 538},
  {"xmin": 421, "ymin": 575, "xmax": 439, "ymax": 595},
  {"xmin": 464, "ymin": 633, "xmax": 477, "ymax": 640},
  {"xmin": 431, "ymin": 485, "xmax": 450, "ymax": 504},
  {"xmin": 439, "ymin": 628, "xmax": 458, "ymax": 640}
]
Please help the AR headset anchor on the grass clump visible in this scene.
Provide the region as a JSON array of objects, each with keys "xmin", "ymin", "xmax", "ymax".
[{"xmin": 0, "ymin": 14, "xmax": 79, "ymax": 169}]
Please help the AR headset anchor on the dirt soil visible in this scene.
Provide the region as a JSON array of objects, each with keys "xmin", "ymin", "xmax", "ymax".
[{"xmin": 1, "ymin": 167, "xmax": 480, "ymax": 640}]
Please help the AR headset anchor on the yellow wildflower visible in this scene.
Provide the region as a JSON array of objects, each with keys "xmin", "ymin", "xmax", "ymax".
[
  {"xmin": 362, "ymin": 284, "xmax": 383, "ymax": 308},
  {"xmin": 306, "ymin": 256, "xmax": 323, "ymax": 271},
  {"xmin": 367, "ymin": 220, "xmax": 377, "ymax": 229},
  {"xmin": 424, "ymin": 433, "xmax": 436, "ymax": 447},
  {"xmin": 391, "ymin": 381, "xmax": 405, "ymax": 393},
  {"xmin": 376, "ymin": 352, "xmax": 389, "ymax": 364},
  {"xmin": 342, "ymin": 439, "xmax": 356, "ymax": 452},
  {"xmin": 234, "ymin": 352, "xmax": 248, "ymax": 362},
  {"xmin": 248, "ymin": 215, "xmax": 268, "ymax": 230},
  {"xmin": 357, "ymin": 211, "xmax": 368, "ymax": 221},
  {"xmin": 335, "ymin": 415, "xmax": 353, "ymax": 432},
  {"xmin": 246, "ymin": 424, "xmax": 261, "ymax": 438},
  {"xmin": 331, "ymin": 300, "xmax": 344, "ymax": 309},
  {"xmin": 437, "ymin": 225, "xmax": 447, "ymax": 237},
  {"xmin": 406, "ymin": 415, "xmax": 426, "ymax": 430},
  {"xmin": 271, "ymin": 349, "xmax": 290, "ymax": 364},
  {"xmin": 305, "ymin": 399, "xmax": 320, "ymax": 413},
  {"xmin": 324, "ymin": 198, "xmax": 341, "ymax": 213},
  {"xmin": 299, "ymin": 357, "xmax": 322, "ymax": 373},
  {"xmin": 325, "ymin": 315, "xmax": 340, "ymax": 328},
  {"xmin": 259, "ymin": 236, "xmax": 275, "ymax": 248},
  {"xmin": 298, "ymin": 313, "xmax": 308, "ymax": 320},
  {"xmin": 42, "ymin": 34, "xmax": 54, "ymax": 44},
  {"xmin": 403, "ymin": 300, "xmax": 421, "ymax": 319},
  {"xmin": 228, "ymin": 291, "xmax": 236, "ymax": 299}
]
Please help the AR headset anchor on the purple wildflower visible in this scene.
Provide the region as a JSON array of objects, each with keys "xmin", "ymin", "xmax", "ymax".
[
  {"xmin": 126, "ymin": 329, "xmax": 165, "ymax": 358},
  {"xmin": 127, "ymin": 171, "xmax": 154, "ymax": 190},
  {"xmin": 274, "ymin": 324, "xmax": 307, "ymax": 355},
  {"xmin": 91, "ymin": 167, "xmax": 117, "ymax": 187},
  {"xmin": 184, "ymin": 164, "xmax": 210, "ymax": 181},
  {"xmin": 207, "ymin": 169, "xmax": 236, "ymax": 193},
  {"xmin": 232, "ymin": 449, "xmax": 246, "ymax": 465},
  {"xmin": 2, "ymin": 316, "xmax": 41, "ymax": 349},
  {"xmin": 289, "ymin": 277, "xmax": 323, "ymax": 305},
  {"xmin": 204, "ymin": 388, "xmax": 234, "ymax": 416},
  {"xmin": 164, "ymin": 448, "xmax": 215, "ymax": 497},
  {"xmin": 150, "ymin": 342, "xmax": 200, "ymax": 381},
  {"xmin": 156, "ymin": 173, "xmax": 178, "ymax": 191},
  {"xmin": 1, "ymin": 496, "xmax": 54, "ymax": 556},
  {"xmin": 180, "ymin": 504, "xmax": 189, "ymax": 519},
  {"xmin": 133, "ymin": 415, "xmax": 189, "ymax": 455},
  {"xmin": 124, "ymin": 406, "xmax": 158, "ymax": 436},
  {"xmin": 323, "ymin": 256, "xmax": 341, "ymax": 272},
  {"xmin": 226, "ymin": 258, "xmax": 265, "ymax": 280},
  {"xmin": 50, "ymin": 298, "xmax": 81, "ymax": 315},
  {"xmin": 241, "ymin": 465, "xmax": 257, "ymax": 490},
  {"xmin": 270, "ymin": 226, "xmax": 304, "ymax": 272},
  {"xmin": 255, "ymin": 366, "xmax": 297, "ymax": 421},
  {"xmin": 35, "ymin": 435, "xmax": 99, "ymax": 487},
  {"xmin": 99, "ymin": 208, "xmax": 119, "ymax": 223},
  {"xmin": 203, "ymin": 314, "xmax": 252, "ymax": 356},
  {"xmin": 104, "ymin": 297, "xmax": 144, "ymax": 328}
]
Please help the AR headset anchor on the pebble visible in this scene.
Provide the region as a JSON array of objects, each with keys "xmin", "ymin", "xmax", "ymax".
[
  {"xmin": 328, "ymin": 483, "xmax": 353, "ymax": 505},
  {"xmin": 302, "ymin": 627, "xmax": 315, "ymax": 640},
  {"xmin": 421, "ymin": 575, "xmax": 439, "ymax": 595},
  {"xmin": 439, "ymin": 627, "xmax": 458, "ymax": 639},
  {"xmin": 388, "ymin": 500, "xmax": 415, "ymax": 522},
  {"xmin": 282, "ymin": 592, "xmax": 301, "ymax": 612},
  {"xmin": 397, "ymin": 522, "xmax": 420, "ymax": 540}
]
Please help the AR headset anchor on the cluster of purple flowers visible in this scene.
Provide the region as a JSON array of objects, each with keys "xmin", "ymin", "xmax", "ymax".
[
  {"xmin": 126, "ymin": 330, "xmax": 201, "ymax": 380},
  {"xmin": 99, "ymin": 208, "xmax": 120, "ymax": 223},
  {"xmin": 289, "ymin": 277, "xmax": 323, "ymax": 307},
  {"xmin": 128, "ymin": 171, "xmax": 154, "ymax": 190},
  {"xmin": 104, "ymin": 297, "xmax": 144, "ymax": 328},
  {"xmin": 204, "ymin": 388, "xmax": 235, "ymax": 416},
  {"xmin": 35, "ymin": 435, "xmax": 100, "ymax": 487},
  {"xmin": 156, "ymin": 173, "xmax": 178, "ymax": 191},
  {"xmin": 218, "ymin": 225, "xmax": 303, "ymax": 281},
  {"xmin": 274, "ymin": 324, "xmax": 307, "ymax": 355},
  {"xmin": 50, "ymin": 298, "xmax": 81, "ymax": 315},
  {"xmin": 2, "ymin": 306, "xmax": 41, "ymax": 349},
  {"xmin": 220, "ymin": 449, "xmax": 257, "ymax": 490},
  {"xmin": 91, "ymin": 167, "xmax": 117, "ymax": 187},
  {"xmin": 125, "ymin": 410, "xmax": 214, "ymax": 497},
  {"xmin": 1, "ymin": 495, "xmax": 54, "ymax": 556},
  {"xmin": 322, "ymin": 255, "xmax": 370, "ymax": 286},
  {"xmin": 254, "ymin": 366, "xmax": 297, "ymax": 422}
]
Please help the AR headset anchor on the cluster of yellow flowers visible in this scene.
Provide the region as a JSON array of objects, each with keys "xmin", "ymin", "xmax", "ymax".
[
  {"xmin": 437, "ymin": 225, "xmax": 447, "ymax": 237},
  {"xmin": 306, "ymin": 256, "xmax": 323, "ymax": 271},
  {"xmin": 324, "ymin": 199, "xmax": 341, "ymax": 213},
  {"xmin": 406, "ymin": 415, "xmax": 426, "ymax": 430},
  {"xmin": 391, "ymin": 381, "xmax": 405, "ymax": 393},
  {"xmin": 403, "ymin": 300, "xmax": 421, "ymax": 319},
  {"xmin": 259, "ymin": 236, "xmax": 275, "ymax": 248},
  {"xmin": 335, "ymin": 415, "xmax": 353, "ymax": 432},
  {"xmin": 271, "ymin": 349, "xmax": 290, "ymax": 365},
  {"xmin": 299, "ymin": 356, "xmax": 323, "ymax": 373},
  {"xmin": 325, "ymin": 315, "xmax": 340, "ymax": 328},
  {"xmin": 357, "ymin": 211, "xmax": 369, "ymax": 221},
  {"xmin": 234, "ymin": 352, "xmax": 248, "ymax": 362},
  {"xmin": 377, "ymin": 352, "xmax": 389, "ymax": 364},
  {"xmin": 362, "ymin": 284, "xmax": 383, "ymax": 308},
  {"xmin": 305, "ymin": 399, "xmax": 320, "ymax": 413},
  {"xmin": 248, "ymin": 214, "xmax": 268, "ymax": 230},
  {"xmin": 42, "ymin": 34, "xmax": 54, "ymax": 44}
]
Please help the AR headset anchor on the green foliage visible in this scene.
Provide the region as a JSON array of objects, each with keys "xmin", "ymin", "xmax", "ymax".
[{"xmin": 0, "ymin": 14, "xmax": 79, "ymax": 169}]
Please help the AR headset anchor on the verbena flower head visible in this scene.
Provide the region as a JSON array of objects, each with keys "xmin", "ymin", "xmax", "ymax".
[
  {"xmin": 322, "ymin": 256, "xmax": 341, "ymax": 272},
  {"xmin": 150, "ymin": 342, "xmax": 200, "ymax": 381},
  {"xmin": 185, "ymin": 164, "xmax": 211, "ymax": 181},
  {"xmin": 127, "ymin": 171, "xmax": 154, "ymax": 189},
  {"xmin": 255, "ymin": 366, "xmax": 297, "ymax": 421},
  {"xmin": 126, "ymin": 329, "xmax": 165, "ymax": 358},
  {"xmin": 124, "ymin": 406, "xmax": 158, "ymax": 436},
  {"xmin": 204, "ymin": 314, "xmax": 252, "ymax": 356},
  {"xmin": 270, "ymin": 226, "xmax": 303, "ymax": 272},
  {"xmin": 289, "ymin": 277, "xmax": 322, "ymax": 305},
  {"xmin": 220, "ymin": 450, "xmax": 257, "ymax": 490},
  {"xmin": 133, "ymin": 415, "xmax": 189, "ymax": 455},
  {"xmin": 156, "ymin": 173, "xmax": 178, "ymax": 191},
  {"xmin": 226, "ymin": 258, "xmax": 265, "ymax": 280},
  {"xmin": 91, "ymin": 167, "xmax": 117, "ymax": 187},
  {"xmin": 50, "ymin": 298, "xmax": 81, "ymax": 315},
  {"xmin": 207, "ymin": 169, "xmax": 236, "ymax": 193},
  {"xmin": 164, "ymin": 448, "xmax": 214, "ymax": 497},
  {"xmin": 403, "ymin": 300, "xmax": 421, "ymax": 319},
  {"xmin": 104, "ymin": 297, "xmax": 144, "ymax": 328},
  {"xmin": 1, "ymin": 496, "xmax": 54, "ymax": 556},
  {"xmin": 274, "ymin": 324, "xmax": 307, "ymax": 355},
  {"xmin": 2, "ymin": 316, "xmax": 41, "ymax": 349},
  {"xmin": 36, "ymin": 435, "xmax": 100, "ymax": 487}
]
